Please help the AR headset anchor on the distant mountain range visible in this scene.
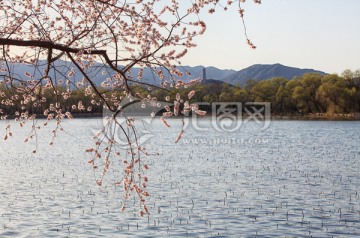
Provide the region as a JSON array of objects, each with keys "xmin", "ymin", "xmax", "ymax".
[
  {"xmin": 138, "ymin": 63, "xmax": 326, "ymax": 86},
  {"xmin": 2, "ymin": 61, "xmax": 326, "ymax": 86},
  {"xmin": 220, "ymin": 64, "xmax": 326, "ymax": 85},
  {"xmin": 128, "ymin": 65, "xmax": 236, "ymax": 86}
]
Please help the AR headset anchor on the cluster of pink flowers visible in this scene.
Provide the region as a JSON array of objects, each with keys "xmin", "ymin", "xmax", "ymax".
[{"xmin": 0, "ymin": 0, "xmax": 259, "ymax": 215}]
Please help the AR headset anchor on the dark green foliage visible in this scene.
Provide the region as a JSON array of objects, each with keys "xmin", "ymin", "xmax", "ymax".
[{"xmin": 1, "ymin": 70, "xmax": 359, "ymax": 117}]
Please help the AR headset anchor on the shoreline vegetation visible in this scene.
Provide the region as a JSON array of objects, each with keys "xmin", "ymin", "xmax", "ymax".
[
  {"xmin": 5, "ymin": 112, "xmax": 359, "ymax": 121},
  {"xmin": 75, "ymin": 112, "xmax": 360, "ymax": 121},
  {"xmin": 271, "ymin": 112, "xmax": 360, "ymax": 121},
  {"xmin": 2, "ymin": 71, "xmax": 360, "ymax": 121}
]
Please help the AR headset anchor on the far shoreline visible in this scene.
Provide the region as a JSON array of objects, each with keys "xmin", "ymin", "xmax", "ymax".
[
  {"xmin": 271, "ymin": 113, "xmax": 360, "ymax": 121},
  {"xmin": 2, "ymin": 112, "xmax": 360, "ymax": 121}
]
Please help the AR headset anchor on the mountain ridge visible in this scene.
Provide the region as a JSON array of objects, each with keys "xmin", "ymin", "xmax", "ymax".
[
  {"xmin": 220, "ymin": 63, "xmax": 326, "ymax": 86},
  {"xmin": 1, "ymin": 61, "xmax": 326, "ymax": 86}
]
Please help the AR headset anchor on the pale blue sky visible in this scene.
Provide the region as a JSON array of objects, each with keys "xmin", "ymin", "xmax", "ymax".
[{"xmin": 181, "ymin": 0, "xmax": 360, "ymax": 74}]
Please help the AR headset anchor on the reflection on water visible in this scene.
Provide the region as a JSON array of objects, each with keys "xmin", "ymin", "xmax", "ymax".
[{"xmin": 1, "ymin": 119, "xmax": 360, "ymax": 237}]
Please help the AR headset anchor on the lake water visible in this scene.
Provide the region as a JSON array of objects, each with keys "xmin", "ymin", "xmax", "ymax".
[{"xmin": 1, "ymin": 118, "xmax": 360, "ymax": 237}]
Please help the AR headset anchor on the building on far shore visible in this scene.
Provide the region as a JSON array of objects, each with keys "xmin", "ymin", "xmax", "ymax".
[{"xmin": 203, "ymin": 67, "xmax": 207, "ymax": 80}]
